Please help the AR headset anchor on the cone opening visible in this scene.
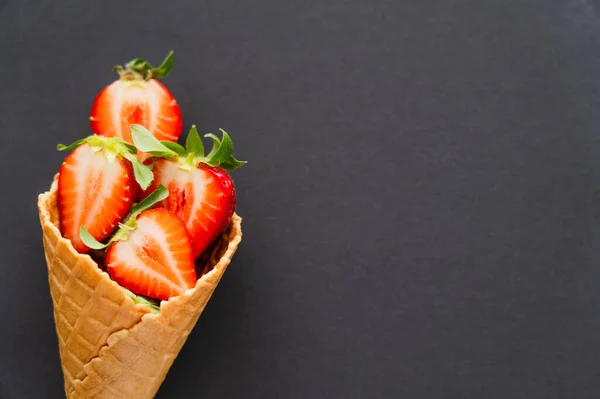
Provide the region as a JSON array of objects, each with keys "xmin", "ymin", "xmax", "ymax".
[{"xmin": 39, "ymin": 178, "xmax": 241, "ymax": 311}]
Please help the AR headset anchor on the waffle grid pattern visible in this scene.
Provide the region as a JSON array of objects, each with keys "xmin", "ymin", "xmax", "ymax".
[{"xmin": 38, "ymin": 180, "xmax": 242, "ymax": 398}]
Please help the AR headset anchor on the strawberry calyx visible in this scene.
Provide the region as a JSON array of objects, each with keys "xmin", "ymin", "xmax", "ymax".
[
  {"xmin": 57, "ymin": 135, "xmax": 134, "ymax": 155},
  {"xmin": 113, "ymin": 50, "xmax": 175, "ymax": 81},
  {"xmin": 79, "ymin": 185, "xmax": 169, "ymax": 250},
  {"xmin": 130, "ymin": 124, "xmax": 247, "ymax": 171},
  {"xmin": 123, "ymin": 288, "xmax": 160, "ymax": 313},
  {"xmin": 58, "ymin": 134, "xmax": 154, "ymax": 190}
]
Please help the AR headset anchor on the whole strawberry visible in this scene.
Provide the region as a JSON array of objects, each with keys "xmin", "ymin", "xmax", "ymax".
[
  {"xmin": 90, "ymin": 51, "xmax": 182, "ymax": 153},
  {"xmin": 56, "ymin": 135, "xmax": 154, "ymax": 253},
  {"xmin": 131, "ymin": 124, "xmax": 246, "ymax": 259}
]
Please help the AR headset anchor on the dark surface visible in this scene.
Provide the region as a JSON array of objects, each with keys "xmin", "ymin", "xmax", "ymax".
[{"xmin": 2, "ymin": 0, "xmax": 600, "ymax": 397}]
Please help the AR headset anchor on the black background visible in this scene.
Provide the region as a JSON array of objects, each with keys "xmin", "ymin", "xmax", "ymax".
[{"xmin": 3, "ymin": 0, "xmax": 600, "ymax": 398}]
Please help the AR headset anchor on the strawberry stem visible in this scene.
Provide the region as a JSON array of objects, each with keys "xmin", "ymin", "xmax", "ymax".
[
  {"xmin": 180, "ymin": 152, "xmax": 196, "ymax": 171},
  {"xmin": 112, "ymin": 221, "xmax": 136, "ymax": 242},
  {"xmin": 113, "ymin": 50, "xmax": 175, "ymax": 81}
]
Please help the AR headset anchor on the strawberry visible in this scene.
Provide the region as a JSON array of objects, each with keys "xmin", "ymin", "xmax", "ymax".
[
  {"xmin": 146, "ymin": 159, "xmax": 235, "ymax": 258},
  {"xmin": 56, "ymin": 135, "xmax": 154, "ymax": 253},
  {"xmin": 90, "ymin": 51, "xmax": 182, "ymax": 157},
  {"xmin": 106, "ymin": 208, "xmax": 196, "ymax": 301},
  {"xmin": 131, "ymin": 124, "xmax": 246, "ymax": 259},
  {"xmin": 81, "ymin": 186, "xmax": 197, "ymax": 301}
]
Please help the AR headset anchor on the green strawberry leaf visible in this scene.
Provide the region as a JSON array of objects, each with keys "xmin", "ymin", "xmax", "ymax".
[
  {"xmin": 125, "ymin": 58, "xmax": 151, "ymax": 71},
  {"xmin": 128, "ymin": 124, "xmax": 246, "ymax": 171},
  {"xmin": 130, "ymin": 184, "xmax": 169, "ymax": 216},
  {"xmin": 130, "ymin": 124, "xmax": 178, "ymax": 158},
  {"xmin": 115, "ymin": 50, "xmax": 175, "ymax": 81},
  {"xmin": 219, "ymin": 157, "xmax": 248, "ymax": 171},
  {"xmin": 123, "ymin": 153, "xmax": 154, "ymax": 191},
  {"xmin": 79, "ymin": 226, "xmax": 109, "ymax": 250},
  {"xmin": 180, "ymin": 128, "xmax": 247, "ymax": 170},
  {"xmin": 204, "ymin": 133, "xmax": 221, "ymax": 159},
  {"xmin": 122, "ymin": 289, "xmax": 160, "ymax": 313},
  {"xmin": 57, "ymin": 138, "xmax": 87, "ymax": 152},
  {"xmin": 116, "ymin": 58, "xmax": 151, "ymax": 80},
  {"xmin": 134, "ymin": 296, "xmax": 160, "ymax": 313},
  {"xmin": 58, "ymin": 135, "xmax": 155, "ymax": 189},
  {"xmin": 149, "ymin": 50, "xmax": 175, "ymax": 79},
  {"xmin": 161, "ymin": 141, "xmax": 186, "ymax": 156},
  {"xmin": 121, "ymin": 142, "xmax": 138, "ymax": 154},
  {"xmin": 124, "ymin": 59, "xmax": 148, "ymax": 76},
  {"xmin": 207, "ymin": 129, "xmax": 234, "ymax": 165},
  {"xmin": 185, "ymin": 125, "xmax": 204, "ymax": 157},
  {"xmin": 111, "ymin": 185, "xmax": 169, "ymax": 244}
]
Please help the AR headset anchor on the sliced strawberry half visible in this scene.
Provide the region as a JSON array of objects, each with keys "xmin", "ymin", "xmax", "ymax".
[
  {"xmin": 148, "ymin": 159, "xmax": 236, "ymax": 258},
  {"xmin": 56, "ymin": 135, "xmax": 154, "ymax": 253},
  {"xmin": 91, "ymin": 80, "xmax": 181, "ymax": 143},
  {"xmin": 105, "ymin": 208, "xmax": 197, "ymax": 301},
  {"xmin": 132, "ymin": 124, "xmax": 246, "ymax": 259},
  {"xmin": 90, "ymin": 51, "xmax": 182, "ymax": 159}
]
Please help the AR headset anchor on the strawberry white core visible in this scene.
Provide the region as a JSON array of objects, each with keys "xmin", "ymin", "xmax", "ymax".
[
  {"xmin": 111, "ymin": 215, "xmax": 190, "ymax": 294},
  {"xmin": 62, "ymin": 145, "xmax": 126, "ymax": 239},
  {"xmin": 106, "ymin": 80, "xmax": 177, "ymax": 141},
  {"xmin": 158, "ymin": 161, "xmax": 211, "ymax": 231}
]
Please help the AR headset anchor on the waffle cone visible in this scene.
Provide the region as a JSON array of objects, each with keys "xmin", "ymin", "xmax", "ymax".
[{"xmin": 38, "ymin": 179, "xmax": 242, "ymax": 398}]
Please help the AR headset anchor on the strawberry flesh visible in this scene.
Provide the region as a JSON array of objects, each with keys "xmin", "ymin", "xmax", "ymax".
[
  {"xmin": 143, "ymin": 159, "xmax": 236, "ymax": 259},
  {"xmin": 90, "ymin": 79, "xmax": 182, "ymax": 157},
  {"xmin": 57, "ymin": 143, "xmax": 136, "ymax": 253},
  {"xmin": 106, "ymin": 208, "xmax": 197, "ymax": 301}
]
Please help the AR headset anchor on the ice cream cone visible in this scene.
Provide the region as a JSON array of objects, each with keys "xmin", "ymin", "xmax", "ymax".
[{"xmin": 38, "ymin": 178, "xmax": 242, "ymax": 398}]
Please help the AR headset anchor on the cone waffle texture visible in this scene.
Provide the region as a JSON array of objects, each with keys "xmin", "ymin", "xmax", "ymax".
[{"xmin": 38, "ymin": 179, "xmax": 242, "ymax": 398}]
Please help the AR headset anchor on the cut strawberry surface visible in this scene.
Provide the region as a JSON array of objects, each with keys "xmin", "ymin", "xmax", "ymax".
[
  {"xmin": 106, "ymin": 208, "xmax": 196, "ymax": 301},
  {"xmin": 80, "ymin": 184, "xmax": 198, "ymax": 301},
  {"xmin": 91, "ymin": 79, "xmax": 182, "ymax": 143},
  {"xmin": 90, "ymin": 51, "xmax": 182, "ymax": 159},
  {"xmin": 56, "ymin": 135, "xmax": 154, "ymax": 254},
  {"xmin": 132, "ymin": 124, "xmax": 246, "ymax": 259},
  {"xmin": 147, "ymin": 159, "xmax": 236, "ymax": 258},
  {"xmin": 58, "ymin": 144, "xmax": 135, "ymax": 253}
]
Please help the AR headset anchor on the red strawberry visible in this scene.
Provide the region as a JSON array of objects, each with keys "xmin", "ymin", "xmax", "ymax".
[
  {"xmin": 132, "ymin": 124, "xmax": 246, "ymax": 259},
  {"xmin": 90, "ymin": 51, "xmax": 182, "ymax": 158},
  {"xmin": 146, "ymin": 159, "xmax": 236, "ymax": 258},
  {"xmin": 56, "ymin": 136, "xmax": 153, "ymax": 253},
  {"xmin": 105, "ymin": 208, "xmax": 197, "ymax": 301}
]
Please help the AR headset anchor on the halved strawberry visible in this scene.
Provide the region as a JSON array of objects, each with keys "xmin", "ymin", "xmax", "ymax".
[
  {"xmin": 147, "ymin": 159, "xmax": 235, "ymax": 258},
  {"xmin": 131, "ymin": 124, "xmax": 246, "ymax": 259},
  {"xmin": 80, "ymin": 185, "xmax": 197, "ymax": 301},
  {"xmin": 56, "ymin": 135, "xmax": 154, "ymax": 253},
  {"xmin": 90, "ymin": 51, "xmax": 182, "ymax": 158},
  {"xmin": 105, "ymin": 208, "xmax": 196, "ymax": 301}
]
